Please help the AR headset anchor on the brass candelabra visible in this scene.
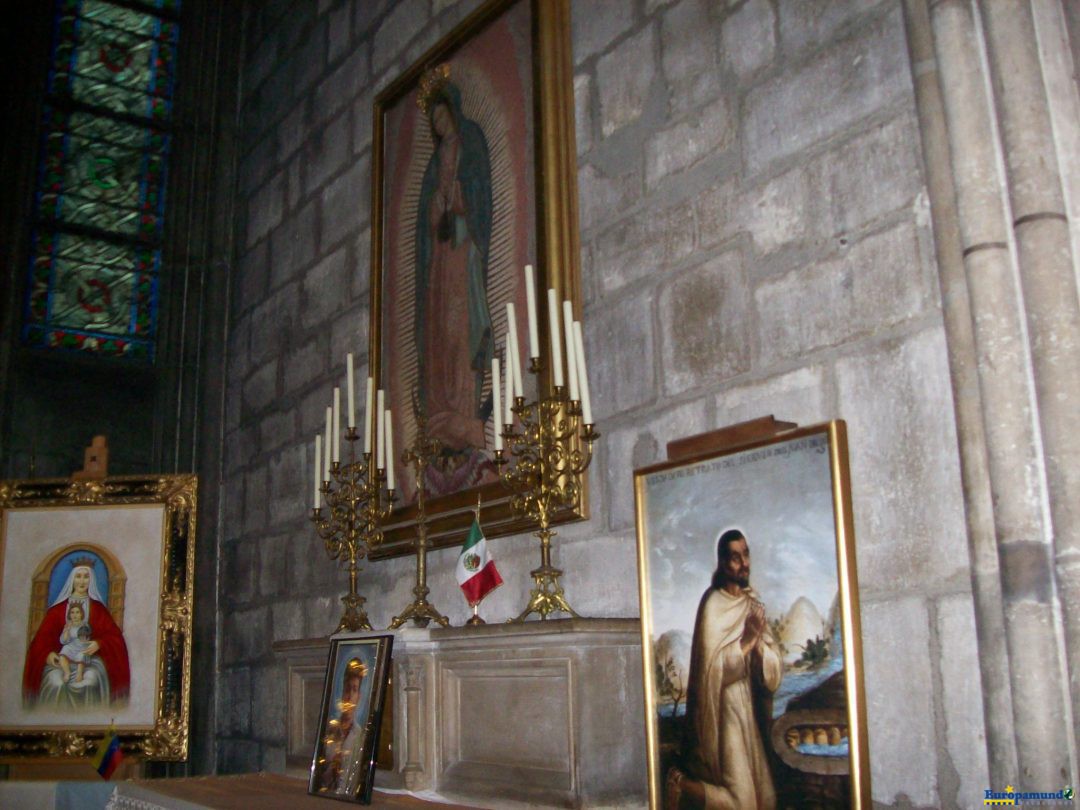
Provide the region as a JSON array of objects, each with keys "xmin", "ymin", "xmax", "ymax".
[
  {"xmin": 311, "ymin": 427, "xmax": 396, "ymax": 632},
  {"xmin": 389, "ymin": 401, "xmax": 450, "ymax": 629},
  {"xmin": 496, "ymin": 360, "xmax": 599, "ymax": 622}
]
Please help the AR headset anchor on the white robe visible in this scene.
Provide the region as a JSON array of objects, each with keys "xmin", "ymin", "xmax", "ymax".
[{"xmin": 683, "ymin": 587, "xmax": 783, "ymax": 810}]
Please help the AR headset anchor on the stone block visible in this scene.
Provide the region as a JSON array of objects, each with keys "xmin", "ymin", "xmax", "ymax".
[
  {"xmin": 221, "ymin": 666, "xmax": 251, "ymax": 735},
  {"xmin": 593, "ymin": 199, "xmax": 694, "ymax": 297},
  {"xmin": 279, "ymin": 3, "xmax": 317, "ymax": 56},
  {"xmin": 657, "ymin": 248, "xmax": 751, "ymax": 395},
  {"xmin": 645, "ymin": 93, "xmax": 734, "ymax": 189},
  {"xmin": 259, "ymin": 409, "xmax": 296, "ymax": 454},
  {"xmin": 597, "ymin": 24, "xmax": 656, "ymax": 137},
  {"xmin": 252, "ymin": 665, "xmax": 288, "ymax": 743},
  {"xmin": 743, "ymin": 6, "xmax": 911, "ymax": 174},
  {"xmin": 330, "ymin": 306, "xmax": 369, "ymax": 360},
  {"xmin": 236, "ymin": 243, "xmax": 269, "ymax": 323},
  {"xmin": 300, "ymin": 386, "xmax": 337, "ymax": 441},
  {"xmin": 222, "ymin": 463, "xmax": 243, "ymax": 540},
  {"xmin": 223, "ymin": 606, "xmax": 270, "ymax": 665},
  {"xmin": 258, "ymin": 535, "xmax": 289, "ymax": 600},
  {"xmin": 285, "ymin": 155, "xmax": 304, "ymax": 212},
  {"xmin": 756, "ymin": 222, "xmax": 931, "ymax": 362},
  {"xmin": 935, "ymin": 594, "xmax": 990, "ymax": 805},
  {"xmin": 834, "ymin": 327, "xmax": 971, "ymax": 594},
  {"xmin": 245, "ymin": 30, "xmax": 279, "ymax": 92},
  {"xmin": 352, "ymin": 226, "xmax": 372, "ymax": 299},
  {"xmin": 372, "ymin": 0, "xmax": 428, "ymax": 76},
  {"xmin": 816, "ymin": 113, "xmax": 924, "ymax": 238},
  {"xmin": 261, "ymin": 745, "xmax": 287, "ymax": 774},
  {"xmin": 292, "ymin": 19, "xmax": 327, "ymax": 98},
  {"xmin": 284, "ymin": 337, "xmax": 327, "ymax": 396},
  {"xmin": 301, "ymin": 247, "xmax": 350, "ymax": 331},
  {"xmin": 574, "ymin": 73, "xmax": 592, "ymax": 156},
  {"xmin": 861, "ymin": 597, "xmax": 938, "ymax": 807},
  {"xmin": 302, "ymin": 112, "xmax": 350, "ymax": 198},
  {"xmin": 659, "ymin": 0, "xmax": 721, "ymax": 114},
  {"xmin": 694, "ymin": 177, "xmax": 740, "ymax": 251},
  {"xmin": 603, "ymin": 398, "xmax": 706, "ymax": 531},
  {"xmin": 588, "ymin": 290, "xmax": 657, "ymax": 420},
  {"xmin": 224, "ymin": 540, "xmax": 257, "ymax": 605},
  {"xmin": 572, "ymin": 0, "xmax": 635, "ymax": 64},
  {"xmin": 314, "ymin": 49, "xmax": 367, "ymax": 126},
  {"xmin": 577, "ymin": 163, "xmax": 640, "ymax": 234},
  {"xmin": 721, "ymin": 0, "xmax": 776, "ymax": 79},
  {"xmin": 354, "ymin": 0, "xmax": 389, "ymax": 38},
  {"xmin": 321, "ymin": 154, "xmax": 370, "ymax": 251},
  {"xmin": 242, "ymin": 360, "xmax": 278, "ymax": 417},
  {"xmin": 287, "ymin": 534, "xmax": 315, "ymax": 593},
  {"xmin": 270, "ymin": 200, "xmax": 318, "ymax": 290},
  {"xmin": 351, "ymin": 91, "xmax": 374, "ymax": 155},
  {"xmin": 243, "ymin": 465, "xmax": 269, "ymax": 536},
  {"xmin": 218, "ymin": 739, "xmax": 261, "ymax": 775},
  {"xmin": 269, "ymin": 444, "xmax": 308, "ymax": 527},
  {"xmin": 715, "ymin": 365, "xmax": 828, "ymax": 429},
  {"xmin": 277, "ymin": 102, "xmax": 308, "ymax": 165},
  {"xmin": 238, "ymin": 135, "xmax": 277, "ymax": 197},
  {"xmin": 778, "ymin": 0, "xmax": 877, "ymax": 58},
  {"xmin": 250, "ymin": 282, "xmax": 300, "ymax": 367},
  {"xmin": 272, "ymin": 598, "xmax": 306, "ymax": 642},
  {"xmin": 742, "ymin": 163, "xmax": 811, "ymax": 255},
  {"xmin": 247, "ymin": 171, "xmax": 287, "ymax": 249},
  {"xmin": 304, "ymin": 595, "xmax": 338, "ymax": 637},
  {"xmin": 327, "ymin": 2, "xmax": 353, "ymax": 64},
  {"xmin": 227, "ymin": 317, "xmax": 251, "ymax": 380},
  {"xmin": 558, "ymin": 532, "xmax": 642, "ymax": 617}
]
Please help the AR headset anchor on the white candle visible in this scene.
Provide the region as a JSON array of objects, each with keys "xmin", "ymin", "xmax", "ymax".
[
  {"xmin": 324, "ymin": 406, "xmax": 332, "ymax": 480},
  {"xmin": 332, "ymin": 387, "xmax": 341, "ymax": 463},
  {"xmin": 314, "ymin": 434, "xmax": 321, "ymax": 509},
  {"xmin": 524, "ymin": 264, "xmax": 539, "ymax": 359},
  {"xmin": 492, "ymin": 357, "xmax": 503, "ymax": 451},
  {"xmin": 562, "ymin": 300, "xmax": 579, "ymax": 401},
  {"xmin": 547, "ymin": 288, "xmax": 563, "ymax": 388},
  {"xmin": 346, "ymin": 354, "xmax": 356, "ymax": 429},
  {"xmin": 504, "ymin": 332, "xmax": 514, "ymax": 425},
  {"xmin": 376, "ymin": 389, "xmax": 386, "ymax": 469},
  {"xmin": 365, "ymin": 377, "xmax": 374, "ymax": 454},
  {"xmin": 505, "ymin": 303, "xmax": 524, "ymax": 398},
  {"xmin": 573, "ymin": 320, "xmax": 592, "ymax": 424},
  {"xmin": 385, "ymin": 409, "xmax": 395, "ymax": 490}
]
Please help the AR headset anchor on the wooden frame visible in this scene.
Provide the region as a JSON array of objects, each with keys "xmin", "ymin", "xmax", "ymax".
[
  {"xmin": 368, "ymin": 0, "xmax": 584, "ymax": 559},
  {"xmin": 633, "ymin": 421, "xmax": 870, "ymax": 808},
  {"xmin": 0, "ymin": 474, "xmax": 196, "ymax": 761},
  {"xmin": 308, "ymin": 633, "xmax": 393, "ymax": 804}
]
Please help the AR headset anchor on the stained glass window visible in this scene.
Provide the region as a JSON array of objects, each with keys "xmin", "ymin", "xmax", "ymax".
[{"xmin": 23, "ymin": 0, "xmax": 180, "ymax": 360}]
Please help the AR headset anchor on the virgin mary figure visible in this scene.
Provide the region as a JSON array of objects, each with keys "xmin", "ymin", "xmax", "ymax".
[
  {"xmin": 22, "ymin": 563, "xmax": 131, "ymax": 709},
  {"xmin": 414, "ymin": 74, "xmax": 494, "ymax": 466}
]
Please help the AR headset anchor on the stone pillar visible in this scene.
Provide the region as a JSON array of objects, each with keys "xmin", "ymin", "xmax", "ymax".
[
  {"xmin": 909, "ymin": 0, "xmax": 1077, "ymax": 785},
  {"xmin": 901, "ymin": 0, "xmax": 1018, "ymax": 780},
  {"xmin": 979, "ymin": 2, "xmax": 1080, "ymax": 771}
]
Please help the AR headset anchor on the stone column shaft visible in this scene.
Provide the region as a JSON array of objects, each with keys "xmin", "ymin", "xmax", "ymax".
[
  {"xmin": 980, "ymin": 0, "xmax": 1080, "ymax": 775},
  {"xmin": 903, "ymin": 0, "xmax": 1017, "ymax": 780},
  {"xmin": 922, "ymin": 0, "xmax": 1073, "ymax": 785}
]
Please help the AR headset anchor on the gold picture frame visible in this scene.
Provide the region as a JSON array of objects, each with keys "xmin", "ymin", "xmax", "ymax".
[
  {"xmin": 0, "ymin": 474, "xmax": 196, "ymax": 762},
  {"xmin": 368, "ymin": 0, "xmax": 584, "ymax": 559},
  {"xmin": 633, "ymin": 422, "xmax": 871, "ymax": 808},
  {"xmin": 308, "ymin": 634, "xmax": 393, "ymax": 804}
]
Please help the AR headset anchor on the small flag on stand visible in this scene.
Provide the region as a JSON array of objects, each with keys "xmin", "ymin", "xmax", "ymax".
[
  {"xmin": 92, "ymin": 726, "xmax": 124, "ymax": 779},
  {"xmin": 456, "ymin": 501, "xmax": 503, "ymax": 608}
]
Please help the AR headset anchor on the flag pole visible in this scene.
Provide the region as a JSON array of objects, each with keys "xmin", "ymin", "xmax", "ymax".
[{"xmin": 466, "ymin": 494, "xmax": 487, "ymax": 625}]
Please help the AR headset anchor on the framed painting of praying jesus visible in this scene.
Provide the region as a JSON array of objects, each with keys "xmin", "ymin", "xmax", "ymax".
[
  {"xmin": 368, "ymin": 0, "xmax": 585, "ymax": 559},
  {"xmin": 0, "ymin": 474, "xmax": 196, "ymax": 763},
  {"xmin": 633, "ymin": 421, "xmax": 871, "ymax": 809}
]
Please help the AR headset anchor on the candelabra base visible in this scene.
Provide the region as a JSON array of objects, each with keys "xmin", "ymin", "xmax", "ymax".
[
  {"xmin": 510, "ymin": 564, "xmax": 581, "ymax": 622},
  {"xmin": 336, "ymin": 593, "xmax": 373, "ymax": 632},
  {"xmin": 389, "ymin": 593, "xmax": 450, "ymax": 629}
]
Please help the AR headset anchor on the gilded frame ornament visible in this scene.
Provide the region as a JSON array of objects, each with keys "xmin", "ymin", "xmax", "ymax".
[
  {"xmin": 368, "ymin": 0, "xmax": 585, "ymax": 559},
  {"xmin": 633, "ymin": 422, "xmax": 871, "ymax": 808},
  {"xmin": 308, "ymin": 633, "xmax": 393, "ymax": 804},
  {"xmin": 0, "ymin": 474, "xmax": 196, "ymax": 762}
]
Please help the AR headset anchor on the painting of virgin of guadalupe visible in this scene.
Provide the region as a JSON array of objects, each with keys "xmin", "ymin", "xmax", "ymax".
[{"xmin": 22, "ymin": 549, "xmax": 131, "ymax": 710}]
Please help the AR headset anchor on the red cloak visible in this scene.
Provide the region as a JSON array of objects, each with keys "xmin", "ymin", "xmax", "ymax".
[{"xmin": 22, "ymin": 599, "xmax": 131, "ymax": 703}]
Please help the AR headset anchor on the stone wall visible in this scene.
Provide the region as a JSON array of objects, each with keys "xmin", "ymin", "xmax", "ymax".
[{"xmin": 221, "ymin": 0, "xmax": 991, "ymax": 804}]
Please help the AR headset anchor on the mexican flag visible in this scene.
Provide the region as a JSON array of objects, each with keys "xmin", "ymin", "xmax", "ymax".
[{"xmin": 455, "ymin": 516, "xmax": 503, "ymax": 606}]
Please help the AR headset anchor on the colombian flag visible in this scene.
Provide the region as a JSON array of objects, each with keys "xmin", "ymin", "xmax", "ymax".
[{"xmin": 92, "ymin": 730, "xmax": 123, "ymax": 779}]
